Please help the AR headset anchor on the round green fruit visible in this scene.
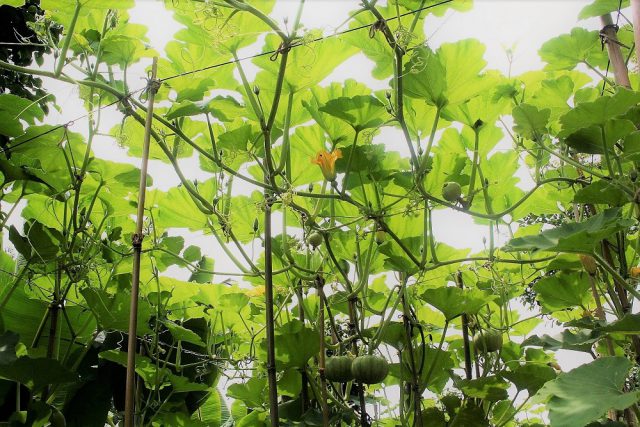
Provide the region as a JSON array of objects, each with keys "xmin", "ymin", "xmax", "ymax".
[
  {"xmin": 324, "ymin": 356, "xmax": 353, "ymax": 382},
  {"xmin": 375, "ymin": 230, "xmax": 386, "ymax": 245},
  {"xmin": 442, "ymin": 182, "xmax": 462, "ymax": 203},
  {"xmin": 473, "ymin": 330, "xmax": 503, "ymax": 353},
  {"xmin": 351, "ymin": 355, "xmax": 389, "ymax": 384},
  {"xmin": 307, "ymin": 232, "xmax": 323, "ymax": 248}
]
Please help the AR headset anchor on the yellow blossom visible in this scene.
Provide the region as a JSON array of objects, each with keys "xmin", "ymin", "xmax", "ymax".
[
  {"xmin": 631, "ymin": 267, "xmax": 640, "ymax": 278},
  {"xmin": 311, "ymin": 149, "xmax": 342, "ymax": 182},
  {"xmin": 246, "ymin": 285, "xmax": 265, "ymax": 297}
]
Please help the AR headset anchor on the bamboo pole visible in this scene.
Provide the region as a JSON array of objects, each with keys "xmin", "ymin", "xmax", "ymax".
[
  {"xmin": 124, "ymin": 57, "xmax": 159, "ymax": 427},
  {"xmin": 455, "ymin": 272, "xmax": 473, "ymax": 381},
  {"xmin": 600, "ymin": 13, "xmax": 631, "ymax": 88},
  {"xmin": 317, "ymin": 276, "xmax": 330, "ymax": 427},
  {"xmin": 631, "ymin": 0, "xmax": 640, "ymax": 75},
  {"xmin": 264, "ymin": 191, "xmax": 280, "ymax": 426}
]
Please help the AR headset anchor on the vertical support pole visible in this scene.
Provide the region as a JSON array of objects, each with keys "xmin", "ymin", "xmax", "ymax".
[
  {"xmin": 455, "ymin": 272, "xmax": 473, "ymax": 381},
  {"xmin": 317, "ymin": 275, "xmax": 330, "ymax": 427},
  {"xmin": 600, "ymin": 13, "xmax": 631, "ymax": 88},
  {"xmin": 264, "ymin": 189, "xmax": 279, "ymax": 426},
  {"xmin": 631, "ymin": 0, "xmax": 640, "ymax": 77},
  {"xmin": 124, "ymin": 57, "xmax": 159, "ymax": 427}
]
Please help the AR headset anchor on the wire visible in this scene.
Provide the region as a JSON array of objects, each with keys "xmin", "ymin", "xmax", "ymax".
[
  {"xmin": 0, "ymin": 86, "xmax": 146, "ymax": 156},
  {"xmin": 1, "ymin": 0, "xmax": 454, "ymax": 154},
  {"xmin": 160, "ymin": 0, "xmax": 454, "ymax": 82}
]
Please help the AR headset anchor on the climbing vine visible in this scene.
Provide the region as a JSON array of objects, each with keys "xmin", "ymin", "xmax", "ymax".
[{"xmin": 1, "ymin": 0, "xmax": 640, "ymax": 426}]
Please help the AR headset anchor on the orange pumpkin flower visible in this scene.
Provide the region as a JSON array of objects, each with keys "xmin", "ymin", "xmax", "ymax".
[
  {"xmin": 630, "ymin": 267, "xmax": 640, "ymax": 278},
  {"xmin": 311, "ymin": 149, "xmax": 342, "ymax": 182}
]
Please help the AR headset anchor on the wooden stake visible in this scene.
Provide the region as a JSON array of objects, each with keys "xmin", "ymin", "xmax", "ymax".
[
  {"xmin": 455, "ymin": 272, "xmax": 473, "ymax": 381},
  {"xmin": 631, "ymin": 0, "xmax": 640, "ymax": 75},
  {"xmin": 600, "ymin": 13, "xmax": 631, "ymax": 88},
  {"xmin": 264, "ymin": 191, "xmax": 280, "ymax": 426},
  {"xmin": 124, "ymin": 57, "xmax": 159, "ymax": 427},
  {"xmin": 317, "ymin": 277, "xmax": 330, "ymax": 427}
]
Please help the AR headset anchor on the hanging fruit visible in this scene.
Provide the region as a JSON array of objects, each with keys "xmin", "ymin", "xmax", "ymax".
[
  {"xmin": 351, "ymin": 355, "xmax": 389, "ymax": 384},
  {"xmin": 473, "ymin": 330, "xmax": 503, "ymax": 353},
  {"xmin": 324, "ymin": 356, "xmax": 354, "ymax": 382}
]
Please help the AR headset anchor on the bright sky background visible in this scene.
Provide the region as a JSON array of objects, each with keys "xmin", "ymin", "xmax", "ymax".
[{"xmin": 33, "ymin": 0, "xmax": 610, "ymax": 392}]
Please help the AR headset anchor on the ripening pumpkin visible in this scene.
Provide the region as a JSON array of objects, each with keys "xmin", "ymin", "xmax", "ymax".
[
  {"xmin": 324, "ymin": 356, "xmax": 353, "ymax": 382},
  {"xmin": 351, "ymin": 355, "xmax": 389, "ymax": 384},
  {"xmin": 473, "ymin": 330, "xmax": 503, "ymax": 353}
]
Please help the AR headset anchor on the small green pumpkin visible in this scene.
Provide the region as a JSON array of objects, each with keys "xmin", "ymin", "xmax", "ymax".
[
  {"xmin": 307, "ymin": 232, "xmax": 323, "ymax": 248},
  {"xmin": 324, "ymin": 356, "xmax": 353, "ymax": 382},
  {"xmin": 351, "ymin": 355, "xmax": 389, "ymax": 384},
  {"xmin": 473, "ymin": 330, "xmax": 503, "ymax": 353},
  {"xmin": 442, "ymin": 182, "xmax": 462, "ymax": 203}
]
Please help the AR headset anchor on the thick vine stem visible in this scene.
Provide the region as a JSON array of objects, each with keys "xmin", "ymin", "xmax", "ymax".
[{"xmin": 53, "ymin": 1, "xmax": 81, "ymax": 77}]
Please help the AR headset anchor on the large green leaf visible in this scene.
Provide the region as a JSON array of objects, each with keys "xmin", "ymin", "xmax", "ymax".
[
  {"xmin": 533, "ymin": 272, "xmax": 592, "ymax": 312},
  {"xmin": 578, "ymin": 0, "xmax": 630, "ymax": 19},
  {"xmin": 0, "ymin": 357, "xmax": 77, "ymax": 392},
  {"xmin": 318, "ymin": 95, "xmax": 388, "ymax": 132},
  {"xmin": 535, "ymin": 357, "xmax": 639, "ymax": 427},
  {"xmin": 539, "ymin": 27, "xmax": 608, "ymax": 71},
  {"xmin": 258, "ymin": 319, "xmax": 319, "ymax": 370},
  {"xmin": 402, "ymin": 40, "xmax": 491, "ymax": 108},
  {"xmin": 421, "ymin": 287, "xmax": 496, "ymax": 321},
  {"xmin": 502, "ymin": 363, "xmax": 557, "ymax": 395},
  {"xmin": 559, "ymin": 89, "xmax": 640, "ymax": 138},
  {"xmin": 504, "ymin": 208, "xmax": 633, "ymax": 253},
  {"xmin": 512, "ymin": 104, "xmax": 550, "ymax": 141},
  {"xmin": 254, "ymin": 33, "xmax": 357, "ymax": 93}
]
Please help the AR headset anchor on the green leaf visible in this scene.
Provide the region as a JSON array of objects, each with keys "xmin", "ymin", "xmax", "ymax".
[
  {"xmin": 534, "ymin": 357, "xmax": 639, "ymax": 427},
  {"xmin": 421, "ymin": 287, "xmax": 496, "ymax": 321},
  {"xmin": 504, "ymin": 208, "xmax": 633, "ymax": 253},
  {"xmin": 227, "ymin": 376, "xmax": 267, "ymax": 408},
  {"xmin": 99, "ymin": 350, "xmax": 171, "ymax": 390},
  {"xmin": 598, "ymin": 313, "xmax": 640, "ymax": 334},
  {"xmin": 573, "ymin": 179, "xmax": 629, "ymax": 206},
  {"xmin": 502, "ymin": 363, "xmax": 557, "ymax": 395},
  {"xmin": 254, "ymin": 33, "xmax": 357, "ymax": 93},
  {"xmin": 533, "ymin": 272, "xmax": 592, "ymax": 312},
  {"xmin": 564, "ymin": 119, "xmax": 636, "ymax": 155},
  {"xmin": 165, "ymin": 96, "xmax": 244, "ymax": 122},
  {"xmin": 163, "ymin": 321, "xmax": 206, "ymax": 346},
  {"xmin": 0, "ymin": 0, "xmax": 26, "ymax": 6},
  {"xmin": 512, "ymin": 104, "xmax": 550, "ymax": 141},
  {"xmin": 559, "ymin": 88, "xmax": 640, "ymax": 137},
  {"xmin": 0, "ymin": 357, "xmax": 77, "ymax": 392},
  {"xmin": 539, "ymin": 27, "xmax": 608, "ymax": 71},
  {"xmin": 81, "ymin": 287, "xmax": 153, "ymax": 335},
  {"xmin": 579, "ymin": 0, "xmax": 629, "ymax": 20},
  {"xmin": 191, "ymin": 389, "xmax": 229, "ymax": 426},
  {"xmin": 319, "ymin": 95, "xmax": 388, "ymax": 132},
  {"xmin": 459, "ymin": 376, "xmax": 509, "ymax": 402},
  {"xmin": 258, "ymin": 319, "xmax": 319, "ymax": 370},
  {"xmin": 402, "ymin": 40, "xmax": 491, "ymax": 108},
  {"xmin": 522, "ymin": 329, "xmax": 599, "ymax": 353}
]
